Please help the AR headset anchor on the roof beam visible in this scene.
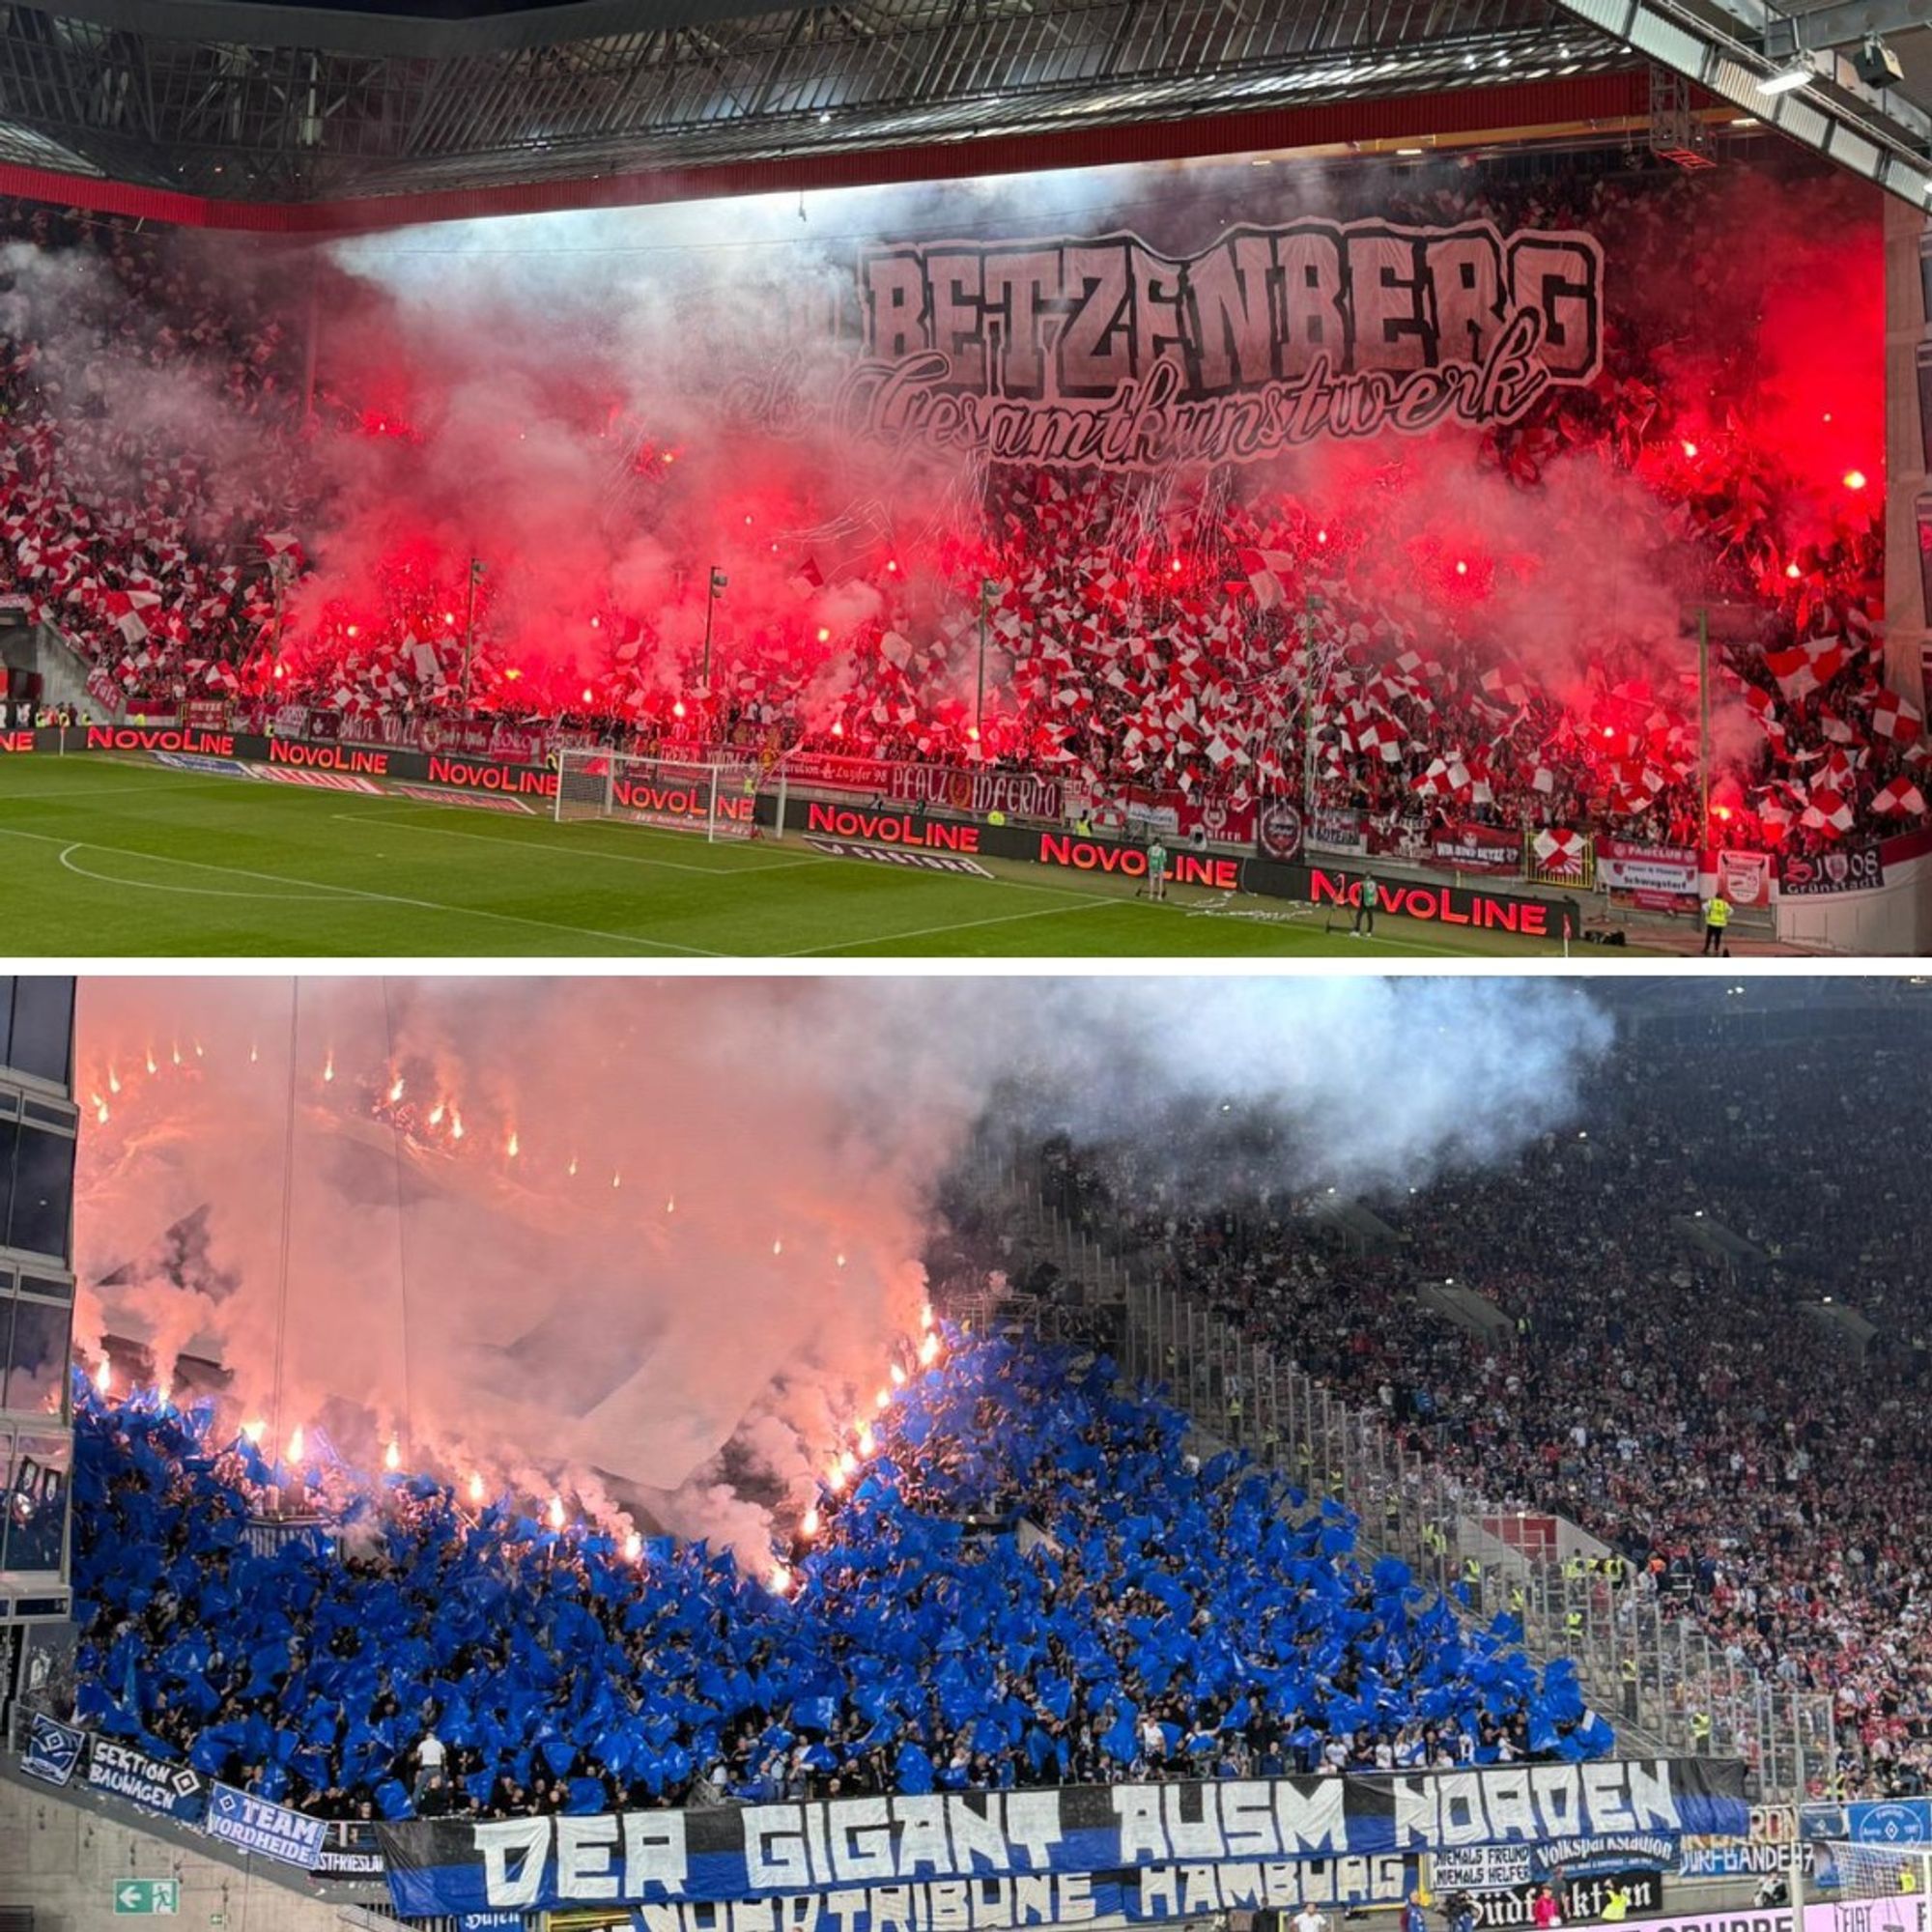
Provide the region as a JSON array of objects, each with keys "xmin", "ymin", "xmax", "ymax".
[
  {"xmin": 1761, "ymin": 0, "xmax": 1929, "ymax": 55},
  {"xmin": 1543, "ymin": 0, "xmax": 1932, "ymax": 208}
]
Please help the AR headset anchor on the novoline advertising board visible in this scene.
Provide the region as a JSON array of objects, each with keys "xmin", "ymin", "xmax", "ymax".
[{"xmin": 0, "ymin": 727, "xmax": 1581, "ymax": 943}]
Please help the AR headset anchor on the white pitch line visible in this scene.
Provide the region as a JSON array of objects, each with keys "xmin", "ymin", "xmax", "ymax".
[
  {"xmin": 784, "ymin": 895, "xmax": 1121, "ymax": 954},
  {"xmin": 0, "ymin": 775, "xmax": 252, "ymax": 804},
  {"xmin": 326, "ymin": 809, "xmax": 828, "ymax": 878},
  {"xmin": 58, "ymin": 844, "xmax": 361, "ymax": 902},
  {"xmin": 0, "ymin": 826, "xmax": 720, "ymax": 955}
]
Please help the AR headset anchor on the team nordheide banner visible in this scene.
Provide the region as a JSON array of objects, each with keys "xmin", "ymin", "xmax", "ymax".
[
  {"xmin": 379, "ymin": 1760, "xmax": 1747, "ymax": 1918},
  {"xmin": 203, "ymin": 1782, "xmax": 330, "ymax": 1868}
]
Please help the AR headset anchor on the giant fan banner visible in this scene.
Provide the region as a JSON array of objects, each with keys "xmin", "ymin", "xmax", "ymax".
[
  {"xmin": 842, "ymin": 221, "xmax": 1604, "ymax": 469},
  {"xmin": 378, "ymin": 1761, "xmax": 1747, "ymax": 1918}
]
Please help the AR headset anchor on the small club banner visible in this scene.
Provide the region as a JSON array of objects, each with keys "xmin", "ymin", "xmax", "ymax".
[
  {"xmin": 204, "ymin": 1781, "xmax": 329, "ymax": 1868},
  {"xmin": 85, "ymin": 1738, "xmax": 206, "ymax": 1824},
  {"xmin": 22, "ymin": 1710, "xmax": 85, "ymax": 1787},
  {"xmin": 1778, "ymin": 843, "xmax": 1885, "ymax": 896},
  {"xmin": 1597, "ymin": 838, "xmax": 1697, "ymax": 900}
]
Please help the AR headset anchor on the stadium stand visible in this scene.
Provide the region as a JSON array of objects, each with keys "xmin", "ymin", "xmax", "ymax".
[
  {"xmin": 1013, "ymin": 990, "xmax": 1932, "ymax": 1802},
  {"xmin": 61, "ymin": 1332, "xmax": 1605, "ymax": 1824},
  {"xmin": 0, "ymin": 156, "xmax": 1904, "ymax": 858}
]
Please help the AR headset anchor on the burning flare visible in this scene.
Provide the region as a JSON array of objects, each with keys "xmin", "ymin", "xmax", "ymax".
[
  {"xmin": 286, "ymin": 1425, "xmax": 304, "ymax": 1463},
  {"xmin": 548, "ymin": 1494, "xmax": 565, "ymax": 1530},
  {"xmin": 94, "ymin": 1358, "xmax": 110, "ymax": 1395},
  {"xmin": 384, "ymin": 1439, "xmax": 401, "ymax": 1472}
]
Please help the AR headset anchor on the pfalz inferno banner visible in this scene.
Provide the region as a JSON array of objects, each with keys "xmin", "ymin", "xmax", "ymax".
[
  {"xmin": 378, "ymin": 1761, "xmax": 1747, "ymax": 1917},
  {"xmin": 841, "ymin": 221, "xmax": 1604, "ymax": 469}
]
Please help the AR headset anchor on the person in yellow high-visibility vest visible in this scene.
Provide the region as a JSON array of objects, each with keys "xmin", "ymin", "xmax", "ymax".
[{"xmin": 1701, "ymin": 890, "xmax": 1731, "ymax": 956}]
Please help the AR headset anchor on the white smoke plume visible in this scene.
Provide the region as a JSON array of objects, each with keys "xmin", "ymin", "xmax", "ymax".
[{"xmin": 75, "ymin": 976, "xmax": 1611, "ymax": 1563}]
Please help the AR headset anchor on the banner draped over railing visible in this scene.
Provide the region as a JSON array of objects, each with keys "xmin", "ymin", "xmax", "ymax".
[
  {"xmin": 20, "ymin": 1710, "xmax": 378, "ymax": 1880},
  {"xmin": 376, "ymin": 1760, "xmax": 1748, "ymax": 1918}
]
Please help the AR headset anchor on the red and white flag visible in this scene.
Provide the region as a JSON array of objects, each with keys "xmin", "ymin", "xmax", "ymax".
[
  {"xmin": 101, "ymin": 588, "xmax": 162, "ymax": 644},
  {"xmin": 1871, "ymin": 776, "xmax": 1928, "ymax": 817},
  {"xmin": 1799, "ymin": 787, "xmax": 1854, "ymax": 836},
  {"xmin": 1481, "ymin": 663, "xmax": 1531, "ymax": 709},
  {"xmin": 1236, "ymin": 548, "xmax": 1297, "ymax": 612},
  {"xmin": 1871, "ymin": 688, "xmax": 1923, "ymax": 744}
]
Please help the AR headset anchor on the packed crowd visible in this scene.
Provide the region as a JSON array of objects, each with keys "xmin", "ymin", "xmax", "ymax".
[
  {"xmin": 0, "ymin": 156, "xmax": 1906, "ymax": 853},
  {"xmin": 0, "ymin": 203, "xmax": 304, "ymax": 710},
  {"xmin": 65, "ymin": 1331, "xmax": 1605, "ymax": 1822},
  {"xmin": 1035, "ymin": 992, "xmax": 1932, "ymax": 1797}
]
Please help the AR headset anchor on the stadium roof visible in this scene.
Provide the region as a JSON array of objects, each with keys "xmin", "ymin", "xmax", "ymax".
[{"xmin": 0, "ymin": 0, "xmax": 1923, "ymax": 220}]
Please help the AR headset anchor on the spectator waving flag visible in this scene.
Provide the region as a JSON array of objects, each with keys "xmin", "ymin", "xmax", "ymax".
[{"xmin": 1870, "ymin": 688, "xmax": 1923, "ymax": 745}]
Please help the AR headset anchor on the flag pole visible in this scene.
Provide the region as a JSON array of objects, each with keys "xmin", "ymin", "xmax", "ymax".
[
  {"xmin": 977, "ymin": 578, "xmax": 994, "ymax": 751},
  {"xmin": 1698, "ymin": 604, "xmax": 1711, "ymax": 845},
  {"xmin": 1300, "ymin": 593, "xmax": 1325, "ymax": 828},
  {"xmin": 702, "ymin": 564, "xmax": 725, "ymax": 691},
  {"xmin": 460, "ymin": 556, "xmax": 483, "ymax": 711}
]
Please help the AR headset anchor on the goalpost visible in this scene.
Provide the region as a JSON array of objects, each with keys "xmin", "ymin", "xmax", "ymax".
[
  {"xmin": 1809, "ymin": 1844, "xmax": 1932, "ymax": 1932},
  {"xmin": 553, "ymin": 749, "xmax": 782, "ymax": 842}
]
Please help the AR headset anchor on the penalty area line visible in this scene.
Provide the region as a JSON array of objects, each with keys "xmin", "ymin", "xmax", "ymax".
[
  {"xmin": 783, "ymin": 895, "xmax": 1121, "ymax": 955},
  {"xmin": 0, "ymin": 826, "xmax": 720, "ymax": 955}
]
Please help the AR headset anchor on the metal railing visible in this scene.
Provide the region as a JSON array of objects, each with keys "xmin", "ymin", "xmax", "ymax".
[{"xmin": 967, "ymin": 1139, "xmax": 1837, "ymax": 1803}]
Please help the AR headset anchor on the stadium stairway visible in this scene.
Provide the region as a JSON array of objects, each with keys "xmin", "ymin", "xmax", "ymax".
[
  {"xmin": 0, "ymin": 1749, "xmax": 409, "ymax": 1932},
  {"xmin": 968, "ymin": 1142, "xmax": 1833, "ymax": 1798},
  {"xmin": 20, "ymin": 627, "xmax": 106, "ymax": 721}
]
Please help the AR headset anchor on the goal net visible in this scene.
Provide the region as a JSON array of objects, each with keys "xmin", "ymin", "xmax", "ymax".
[
  {"xmin": 553, "ymin": 750, "xmax": 769, "ymax": 841},
  {"xmin": 1812, "ymin": 1844, "xmax": 1932, "ymax": 1932}
]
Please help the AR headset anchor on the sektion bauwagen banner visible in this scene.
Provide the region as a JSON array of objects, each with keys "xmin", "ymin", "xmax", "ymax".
[{"xmin": 378, "ymin": 1760, "xmax": 1747, "ymax": 1918}]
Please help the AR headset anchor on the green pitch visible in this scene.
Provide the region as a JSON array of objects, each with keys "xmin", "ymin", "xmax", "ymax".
[{"xmin": 0, "ymin": 755, "xmax": 1602, "ymax": 958}]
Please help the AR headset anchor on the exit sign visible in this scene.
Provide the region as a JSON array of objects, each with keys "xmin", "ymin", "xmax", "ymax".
[{"xmin": 114, "ymin": 1881, "xmax": 179, "ymax": 1915}]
